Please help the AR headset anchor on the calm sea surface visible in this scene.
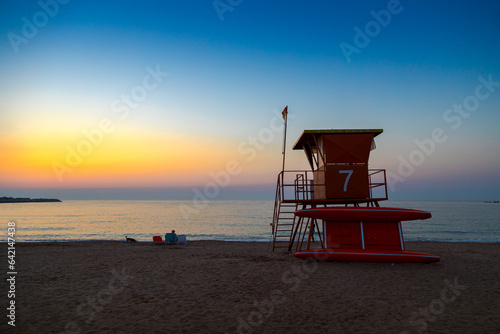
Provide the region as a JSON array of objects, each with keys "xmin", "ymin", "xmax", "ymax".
[{"xmin": 1, "ymin": 200, "xmax": 499, "ymax": 242}]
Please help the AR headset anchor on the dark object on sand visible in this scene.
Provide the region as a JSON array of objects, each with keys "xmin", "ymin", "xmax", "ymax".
[{"xmin": 125, "ymin": 236, "xmax": 137, "ymax": 242}]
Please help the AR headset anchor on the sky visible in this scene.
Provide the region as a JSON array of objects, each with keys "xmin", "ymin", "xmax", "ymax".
[{"xmin": 1, "ymin": 0, "xmax": 499, "ymax": 200}]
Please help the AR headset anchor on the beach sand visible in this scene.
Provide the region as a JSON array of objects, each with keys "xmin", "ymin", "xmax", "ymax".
[{"xmin": 2, "ymin": 241, "xmax": 499, "ymax": 333}]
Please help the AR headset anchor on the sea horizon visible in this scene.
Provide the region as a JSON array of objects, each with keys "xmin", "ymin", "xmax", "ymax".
[{"xmin": 2, "ymin": 200, "xmax": 499, "ymax": 243}]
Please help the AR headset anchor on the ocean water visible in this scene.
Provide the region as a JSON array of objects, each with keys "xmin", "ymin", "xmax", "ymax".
[{"xmin": 0, "ymin": 200, "xmax": 499, "ymax": 242}]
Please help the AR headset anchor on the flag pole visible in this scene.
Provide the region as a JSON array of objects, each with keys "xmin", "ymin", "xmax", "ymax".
[{"xmin": 281, "ymin": 106, "xmax": 288, "ymax": 174}]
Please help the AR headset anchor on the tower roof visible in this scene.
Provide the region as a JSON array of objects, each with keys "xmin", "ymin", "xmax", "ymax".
[{"xmin": 292, "ymin": 129, "xmax": 383, "ymax": 150}]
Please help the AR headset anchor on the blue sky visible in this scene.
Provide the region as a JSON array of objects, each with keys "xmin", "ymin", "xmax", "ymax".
[{"xmin": 1, "ymin": 0, "xmax": 499, "ymax": 200}]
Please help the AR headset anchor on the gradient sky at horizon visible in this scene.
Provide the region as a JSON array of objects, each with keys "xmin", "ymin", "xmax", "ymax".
[{"xmin": 1, "ymin": 0, "xmax": 499, "ymax": 200}]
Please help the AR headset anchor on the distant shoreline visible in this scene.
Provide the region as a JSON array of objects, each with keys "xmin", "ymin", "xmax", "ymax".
[
  {"xmin": 3, "ymin": 239, "xmax": 499, "ymax": 244},
  {"xmin": 0, "ymin": 197, "xmax": 62, "ymax": 203}
]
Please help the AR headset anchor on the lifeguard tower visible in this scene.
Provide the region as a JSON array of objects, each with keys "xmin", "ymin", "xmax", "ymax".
[
  {"xmin": 271, "ymin": 129, "xmax": 439, "ymax": 262},
  {"xmin": 271, "ymin": 129, "xmax": 387, "ymax": 251}
]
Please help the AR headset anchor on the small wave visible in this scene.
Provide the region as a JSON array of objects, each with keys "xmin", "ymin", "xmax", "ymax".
[
  {"xmin": 23, "ymin": 227, "xmax": 74, "ymax": 231},
  {"xmin": 405, "ymin": 237, "xmax": 500, "ymax": 243}
]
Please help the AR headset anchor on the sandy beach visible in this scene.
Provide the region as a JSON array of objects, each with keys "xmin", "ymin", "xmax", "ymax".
[{"xmin": 2, "ymin": 241, "xmax": 499, "ymax": 333}]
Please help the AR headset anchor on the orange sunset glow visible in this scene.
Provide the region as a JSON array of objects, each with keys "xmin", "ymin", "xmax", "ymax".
[{"xmin": 0, "ymin": 123, "xmax": 284, "ymax": 189}]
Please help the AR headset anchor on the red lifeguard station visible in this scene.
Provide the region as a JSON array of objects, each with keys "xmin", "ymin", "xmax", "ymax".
[{"xmin": 271, "ymin": 129, "xmax": 439, "ymax": 263}]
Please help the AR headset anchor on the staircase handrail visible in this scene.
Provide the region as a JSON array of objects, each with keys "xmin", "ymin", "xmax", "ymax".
[{"xmin": 271, "ymin": 171, "xmax": 283, "ymax": 235}]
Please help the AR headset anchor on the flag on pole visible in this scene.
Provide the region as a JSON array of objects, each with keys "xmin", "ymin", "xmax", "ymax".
[{"xmin": 282, "ymin": 106, "xmax": 288, "ymax": 120}]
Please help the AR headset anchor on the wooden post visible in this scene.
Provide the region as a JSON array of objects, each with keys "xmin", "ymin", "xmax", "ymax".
[{"xmin": 306, "ymin": 218, "xmax": 315, "ymax": 250}]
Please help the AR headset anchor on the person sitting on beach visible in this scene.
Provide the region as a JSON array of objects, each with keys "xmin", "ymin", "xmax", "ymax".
[{"xmin": 171, "ymin": 230, "xmax": 178, "ymax": 242}]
